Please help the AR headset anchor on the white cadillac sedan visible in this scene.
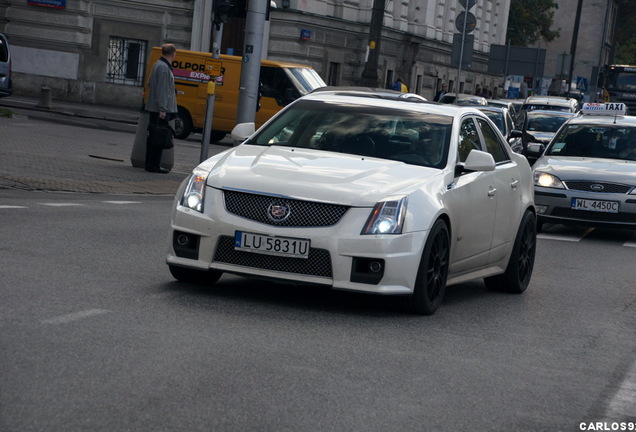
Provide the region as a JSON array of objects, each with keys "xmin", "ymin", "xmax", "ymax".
[{"xmin": 167, "ymin": 89, "xmax": 536, "ymax": 315}]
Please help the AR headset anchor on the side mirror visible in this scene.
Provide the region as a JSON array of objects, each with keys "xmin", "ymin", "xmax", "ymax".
[
  {"xmin": 462, "ymin": 150, "xmax": 496, "ymax": 172},
  {"xmin": 526, "ymin": 143, "xmax": 544, "ymax": 157},
  {"xmin": 231, "ymin": 122, "xmax": 255, "ymax": 142}
]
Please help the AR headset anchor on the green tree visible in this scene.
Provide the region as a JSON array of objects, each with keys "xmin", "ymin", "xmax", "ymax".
[
  {"xmin": 614, "ymin": 0, "xmax": 636, "ymax": 64},
  {"xmin": 506, "ymin": 0, "xmax": 560, "ymax": 46}
]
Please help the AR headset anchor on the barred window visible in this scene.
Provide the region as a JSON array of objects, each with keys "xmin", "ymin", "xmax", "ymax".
[{"xmin": 106, "ymin": 36, "xmax": 147, "ymax": 86}]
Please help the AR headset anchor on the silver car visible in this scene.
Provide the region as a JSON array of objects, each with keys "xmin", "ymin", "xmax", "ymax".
[
  {"xmin": 530, "ymin": 103, "xmax": 636, "ymax": 230},
  {"xmin": 0, "ymin": 33, "xmax": 12, "ymax": 97}
]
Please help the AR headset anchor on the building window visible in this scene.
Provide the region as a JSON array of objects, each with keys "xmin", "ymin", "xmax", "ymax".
[
  {"xmin": 107, "ymin": 36, "xmax": 147, "ymax": 86},
  {"xmin": 327, "ymin": 62, "xmax": 340, "ymax": 86}
]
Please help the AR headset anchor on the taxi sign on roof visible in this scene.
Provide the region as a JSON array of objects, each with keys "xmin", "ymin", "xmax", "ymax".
[{"xmin": 581, "ymin": 102, "xmax": 626, "ymax": 116}]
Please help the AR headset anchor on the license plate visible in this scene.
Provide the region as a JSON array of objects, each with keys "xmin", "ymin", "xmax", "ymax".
[
  {"xmin": 234, "ymin": 231, "xmax": 310, "ymax": 258},
  {"xmin": 570, "ymin": 198, "xmax": 619, "ymax": 213}
]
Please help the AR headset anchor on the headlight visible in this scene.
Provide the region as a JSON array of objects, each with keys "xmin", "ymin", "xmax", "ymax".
[
  {"xmin": 362, "ymin": 196, "xmax": 408, "ymax": 235},
  {"xmin": 534, "ymin": 171, "xmax": 565, "ymax": 189},
  {"xmin": 181, "ymin": 168, "xmax": 209, "ymax": 212}
]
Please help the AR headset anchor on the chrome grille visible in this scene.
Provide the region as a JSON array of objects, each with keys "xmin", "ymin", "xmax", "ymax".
[
  {"xmin": 213, "ymin": 236, "xmax": 333, "ymax": 278},
  {"xmin": 564, "ymin": 181, "xmax": 633, "ymax": 194},
  {"xmin": 223, "ymin": 190, "xmax": 349, "ymax": 227}
]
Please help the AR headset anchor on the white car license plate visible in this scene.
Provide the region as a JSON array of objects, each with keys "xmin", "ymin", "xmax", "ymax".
[
  {"xmin": 234, "ymin": 231, "xmax": 310, "ymax": 259},
  {"xmin": 570, "ymin": 198, "xmax": 619, "ymax": 213}
]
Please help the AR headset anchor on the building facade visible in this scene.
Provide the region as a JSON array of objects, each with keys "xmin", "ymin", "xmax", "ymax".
[{"xmin": 1, "ymin": 0, "xmax": 616, "ymax": 108}]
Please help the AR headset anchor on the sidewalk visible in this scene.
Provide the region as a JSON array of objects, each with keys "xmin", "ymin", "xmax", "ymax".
[{"xmin": 0, "ymin": 95, "xmax": 228, "ymax": 196}]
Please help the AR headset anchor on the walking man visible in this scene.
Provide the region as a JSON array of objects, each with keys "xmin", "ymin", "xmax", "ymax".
[{"xmin": 145, "ymin": 43, "xmax": 177, "ymax": 173}]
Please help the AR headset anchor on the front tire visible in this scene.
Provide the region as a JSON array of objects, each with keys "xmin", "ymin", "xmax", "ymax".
[
  {"xmin": 405, "ymin": 220, "xmax": 450, "ymax": 315},
  {"xmin": 484, "ymin": 210, "xmax": 536, "ymax": 293},
  {"xmin": 169, "ymin": 264, "xmax": 222, "ymax": 286}
]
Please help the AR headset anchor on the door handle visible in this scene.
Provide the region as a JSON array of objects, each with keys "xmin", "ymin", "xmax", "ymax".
[
  {"xmin": 510, "ymin": 179, "xmax": 519, "ymax": 189},
  {"xmin": 488, "ymin": 187, "xmax": 497, "ymax": 197}
]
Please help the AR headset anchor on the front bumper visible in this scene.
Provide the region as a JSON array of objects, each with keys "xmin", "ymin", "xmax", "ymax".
[
  {"xmin": 166, "ymin": 188, "xmax": 428, "ymax": 295},
  {"xmin": 534, "ymin": 188, "xmax": 636, "ymax": 228}
]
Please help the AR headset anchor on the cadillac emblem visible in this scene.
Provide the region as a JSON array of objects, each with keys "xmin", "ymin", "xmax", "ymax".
[{"xmin": 268, "ymin": 202, "xmax": 291, "ymax": 222}]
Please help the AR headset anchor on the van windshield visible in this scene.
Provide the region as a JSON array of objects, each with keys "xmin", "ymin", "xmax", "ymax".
[{"xmin": 285, "ymin": 68, "xmax": 326, "ymax": 94}]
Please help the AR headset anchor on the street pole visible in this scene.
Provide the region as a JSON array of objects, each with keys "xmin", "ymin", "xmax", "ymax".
[
  {"xmin": 567, "ymin": 0, "xmax": 584, "ymax": 97},
  {"xmin": 360, "ymin": 0, "xmax": 384, "ymax": 87},
  {"xmin": 235, "ymin": 0, "xmax": 267, "ymax": 129},
  {"xmin": 200, "ymin": 21, "xmax": 223, "ymax": 163},
  {"xmin": 455, "ymin": 12, "xmax": 468, "ymax": 98}
]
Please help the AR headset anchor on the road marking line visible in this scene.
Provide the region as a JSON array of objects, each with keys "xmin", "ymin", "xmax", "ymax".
[
  {"xmin": 39, "ymin": 203, "xmax": 85, "ymax": 207},
  {"xmin": 42, "ymin": 309, "xmax": 110, "ymax": 324},
  {"xmin": 604, "ymin": 360, "xmax": 636, "ymax": 419},
  {"xmin": 103, "ymin": 201, "xmax": 142, "ymax": 205},
  {"xmin": 0, "ymin": 205, "xmax": 28, "ymax": 209}
]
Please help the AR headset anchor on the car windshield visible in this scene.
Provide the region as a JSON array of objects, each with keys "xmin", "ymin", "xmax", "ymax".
[
  {"xmin": 526, "ymin": 113, "xmax": 573, "ymax": 132},
  {"xmin": 546, "ymin": 124, "xmax": 636, "ymax": 160},
  {"xmin": 249, "ymin": 99, "xmax": 453, "ymax": 168}
]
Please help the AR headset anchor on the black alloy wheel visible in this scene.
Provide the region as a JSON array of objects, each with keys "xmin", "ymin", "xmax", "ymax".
[{"xmin": 407, "ymin": 220, "xmax": 450, "ymax": 315}]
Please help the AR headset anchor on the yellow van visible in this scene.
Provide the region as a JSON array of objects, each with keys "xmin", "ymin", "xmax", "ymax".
[{"xmin": 143, "ymin": 47, "xmax": 326, "ymax": 141}]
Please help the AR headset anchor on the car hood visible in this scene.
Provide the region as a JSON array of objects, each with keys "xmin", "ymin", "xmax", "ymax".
[
  {"xmin": 200, "ymin": 145, "xmax": 443, "ymax": 206},
  {"xmin": 534, "ymin": 156, "xmax": 636, "ymax": 184},
  {"xmin": 525, "ymin": 131, "xmax": 555, "ymax": 143}
]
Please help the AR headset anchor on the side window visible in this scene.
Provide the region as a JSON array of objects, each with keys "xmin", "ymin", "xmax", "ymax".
[
  {"xmin": 477, "ymin": 118, "xmax": 510, "ymax": 163},
  {"xmin": 458, "ymin": 118, "xmax": 481, "ymax": 162},
  {"xmin": 260, "ymin": 67, "xmax": 296, "ymax": 106}
]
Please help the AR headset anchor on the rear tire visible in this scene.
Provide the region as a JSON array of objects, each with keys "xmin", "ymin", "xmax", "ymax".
[
  {"xmin": 169, "ymin": 264, "xmax": 222, "ymax": 286},
  {"xmin": 405, "ymin": 220, "xmax": 450, "ymax": 315},
  {"xmin": 484, "ymin": 210, "xmax": 536, "ymax": 293}
]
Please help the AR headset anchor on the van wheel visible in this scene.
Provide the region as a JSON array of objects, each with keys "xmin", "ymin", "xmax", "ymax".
[
  {"xmin": 174, "ymin": 109, "xmax": 192, "ymax": 140},
  {"xmin": 210, "ymin": 131, "xmax": 226, "ymax": 143}
]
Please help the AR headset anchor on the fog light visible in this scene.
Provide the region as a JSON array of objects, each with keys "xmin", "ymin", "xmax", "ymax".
[
  {"xmin": 536, "ymin": 205, "xmax": 548, "ymax": 214},
  {"xmin": 177, "ymin": 234, "xmax": 190, "ymax": 246},
  {"xmin": 369, "ymin": 261, "xmax": 383, "ymax": 273}
]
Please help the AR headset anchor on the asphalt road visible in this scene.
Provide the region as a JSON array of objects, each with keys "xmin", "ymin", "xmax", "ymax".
[{"xmin": 1, "ymin": 188, "xmax": 635, "ymax": 432}]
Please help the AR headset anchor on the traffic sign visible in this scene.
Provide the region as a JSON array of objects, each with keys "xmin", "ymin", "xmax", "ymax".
[
  {"xmin": 205, "ymin": 58, "xmax": 222, "ymax": 77},
  {"xmin": 456, "ymin": 11, "xmax": 476, "ymax": 33},
  {"xmin": 459, "ymin": 0, "xmax": 477, "ymax": 10}
]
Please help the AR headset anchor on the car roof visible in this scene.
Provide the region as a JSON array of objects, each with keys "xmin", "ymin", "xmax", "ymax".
[
  {"xmin": 301, "ymin": 89, "xmax": 485, "ymax": 117},
  {"xmin": 522, "ymin": 95, "xmax": 577, "ymax": 107},
  {"xmin": 562, "ymin": 114, "xmax": 636, "ymax": 127},
  {"xmin": 311, "ymin": 86, "xmax": 428, "ymax": 102},
  {"xmin": 476, "ymin": 106, "xmax": 505, "ymax": 113}
]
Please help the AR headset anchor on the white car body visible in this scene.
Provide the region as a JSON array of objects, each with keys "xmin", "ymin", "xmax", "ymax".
[
  {"xmin": 167, "ymin": 90, "xmax": 536, "ymax": 314},
  {"xmin": 532, "ymin": 105, "xmax": 636, "ymax": 229}
]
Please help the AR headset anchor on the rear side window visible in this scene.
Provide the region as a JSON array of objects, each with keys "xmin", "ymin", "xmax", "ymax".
[{"xmin": 477, "ymin": 118, "xmax": 509, "ymax": 163}]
